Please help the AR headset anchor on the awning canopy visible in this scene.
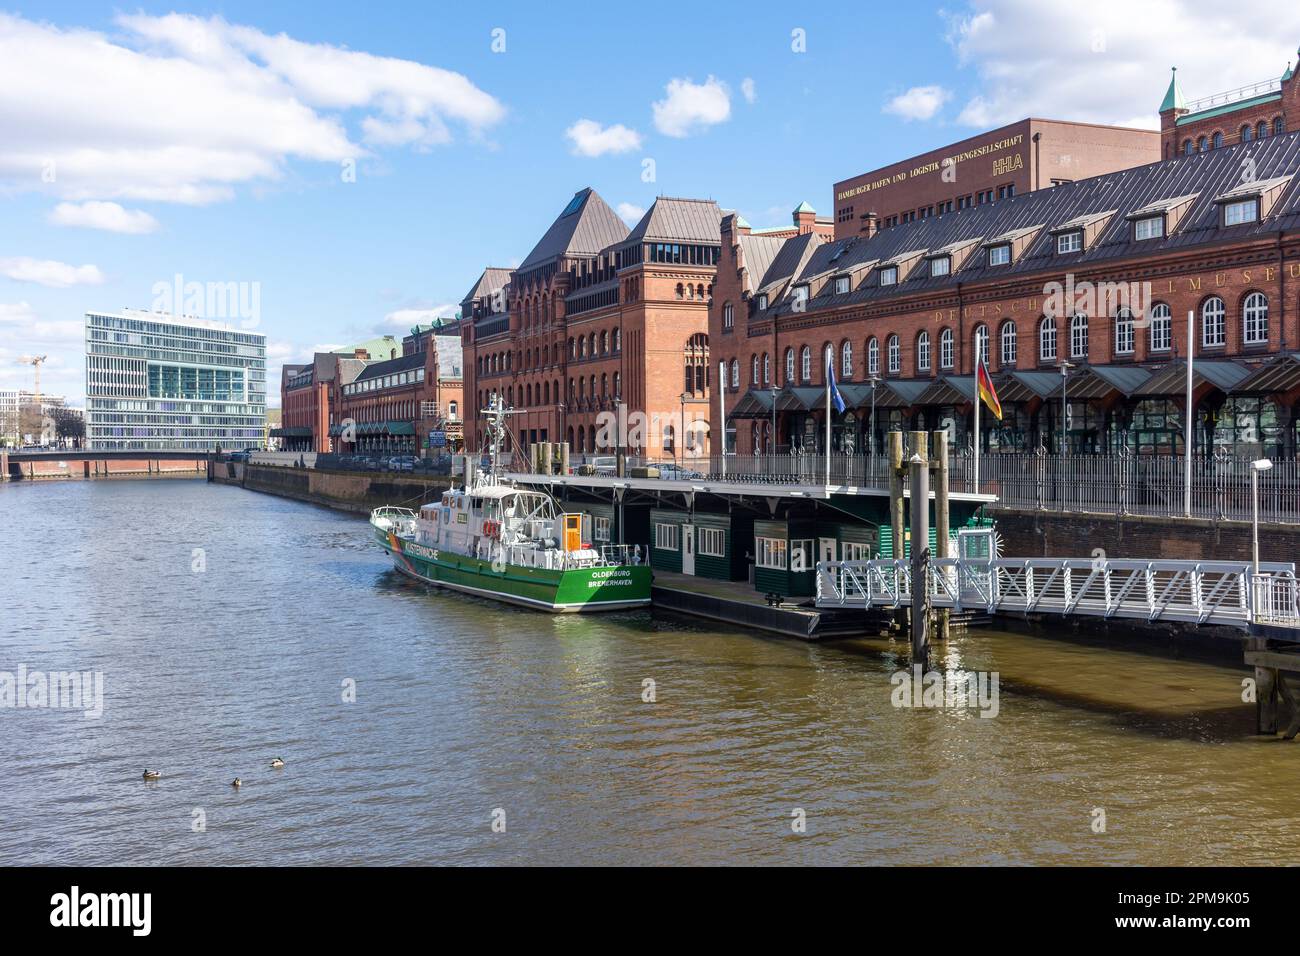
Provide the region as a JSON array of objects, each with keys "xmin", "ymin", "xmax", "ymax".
[
  {"xmin": 1231, "ymin": 354, "xmax": 1300, "ymax": 395},
  {"xmin": 997, "ymin": 370, "xmax": 1064, "ymax": 403},
  {"xmin": 386, "ymin": 421, "xmax": 415, "ymax": 436},
  {"xmin": 1134, "ymin": 360, "xmax": 1249, "ymax": 397},
  {"xmin": 269, "ymin": 426, "xmax": 312, "ymax": 437},
  {"xmin": 727, "ymin": 388, "xmax": 776, "ymax": 419},
  {"xmin": 1061, "ymin": 363, "xmax": 1152, "ymax": 399},
  {"xmin": 915, "ymin": 376, "xmax": 975, "ymax": 406}
]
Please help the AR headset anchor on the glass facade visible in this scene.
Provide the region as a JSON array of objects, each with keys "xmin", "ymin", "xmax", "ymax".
[{"xmin": 85, "ymin": 310, "xmax": 266, "ymax": 450}]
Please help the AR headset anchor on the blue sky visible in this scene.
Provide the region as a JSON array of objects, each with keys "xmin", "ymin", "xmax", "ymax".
[{"xmin": 2, "ymin": 1, "xmax": 1298, "ymax": 405}]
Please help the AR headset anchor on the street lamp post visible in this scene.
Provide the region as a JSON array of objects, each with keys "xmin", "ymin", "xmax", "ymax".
[
  {"xmin": 679, "ymin": 391, "xmax": 687, "ymax": 472},
  {"xmin": 1058, "ymin": 360, "xmax": 1075, "ymax": 454},
  {"xmin": 1251, "ymin": 458, "xmax": 1273, "ymax": 575},
  {"xmin": 869, "ymin": 374, "xmax": 880, "ymax": 482},
  {"xmin": 770, "ymin": 384, "xmax": 778, "ymax": 461}
]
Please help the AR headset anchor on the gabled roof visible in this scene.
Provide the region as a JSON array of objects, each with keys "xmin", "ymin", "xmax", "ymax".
[
  {"xmin": 1135, "ymin": 360, "xmax": 1251, "ymax": 396},
  {"xmin": 1126, "ymin": 193, "xmax": 1199, "ymax": 218},
  {"xmin": 736, "ymin": 234, "xmax": 786, "ymax": 296},
  {"xmin": 756, "ymin": 231, "xmax": 825, "ymax": 302},
  {"xmin": 1214, "ymin": 175, "xmax": 1293, "ymax": 202},
  {"xmin": 1050, "ymin": 210, "xmax": 1116, "ymax": 234},
  {"xmin": 517, "ymin": 188, "xmax": 628, "ymax": 272},
  {"xmin": 624, "ymin": 197, "xmax": 722, "ymax": 244}
]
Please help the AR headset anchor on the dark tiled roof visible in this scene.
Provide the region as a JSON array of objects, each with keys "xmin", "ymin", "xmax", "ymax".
[
  {"xmin": 517, "ymin": 188, "xmax": 628, "ymax": 272},
  {"xmin": 461, "ymin": 267, "xmax": 512, "ymax": 308},
  {"xmin": 757, "ymin": 231, "xmax": 825, "ymax": 299},
  {"xmin": 736, "ymin": 234, "xmax": 785, "ymax": 295},
  {"xmin": 354, "ymin": 350, "xmax": 426, "ymax": 382},
  {"xmin": 763, "ymin": 130, "xmax": 1300, "ymax": 320},
  {"xmin": 625, "ymin": 197, "xmax": 723, "ymax": 243}
]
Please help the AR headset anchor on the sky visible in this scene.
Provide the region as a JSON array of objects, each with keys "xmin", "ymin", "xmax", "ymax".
[{"xmin": 2, "ymin": 1, "xmax": 1299, "ymax": 407}]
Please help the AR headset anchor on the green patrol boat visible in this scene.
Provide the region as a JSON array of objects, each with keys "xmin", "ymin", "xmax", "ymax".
[{"xmin": 370, "ymin": 399, "xmax": 651, "ymax": 612}]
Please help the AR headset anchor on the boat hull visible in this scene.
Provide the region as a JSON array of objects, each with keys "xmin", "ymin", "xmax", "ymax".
[{"xmin": 375, "ymin": 527, "xmax": 652, "ymax": 612}]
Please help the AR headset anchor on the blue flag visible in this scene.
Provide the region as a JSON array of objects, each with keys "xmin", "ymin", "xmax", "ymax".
[{"xmin": 825, "ymin": 349, "xmax": 846, "ymax": 414}]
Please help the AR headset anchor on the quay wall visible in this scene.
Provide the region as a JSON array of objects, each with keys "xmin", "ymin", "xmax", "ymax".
[
  {"xmin": 4, "ymin": 456, "xmax": 207, "ymax": 481},
  {"xmin": 211, "ymin": 462, "xmax": 450, "ymax": 514},
  {"xmin": 995, "ymin": 509, "xmax": 1300, "ymax": 564}
]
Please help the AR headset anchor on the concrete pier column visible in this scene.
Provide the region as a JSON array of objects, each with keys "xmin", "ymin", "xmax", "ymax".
[{"xmin": 908, "ymin": 442, "xmax": 931, "ymax": 668}]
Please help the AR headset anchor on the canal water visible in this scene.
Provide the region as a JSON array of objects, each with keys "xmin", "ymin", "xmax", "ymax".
[{"xmin": 2, "ymin": 478, "xmax": 1297, "ymax": 866}]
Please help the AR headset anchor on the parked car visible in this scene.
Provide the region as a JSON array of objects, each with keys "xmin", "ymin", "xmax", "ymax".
[
  {"xmin": 388, "ymin": 455, "xmax": 417, "ymax": 472},
  {"xmin": 590, "ymin": 455, "xmax": 617, "ymax": 476},
  {"xmin": 656, "ymin": 463, "xmax": 703, "ymax": 481}
]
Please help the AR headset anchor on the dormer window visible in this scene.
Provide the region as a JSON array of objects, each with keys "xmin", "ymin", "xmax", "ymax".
[
  {"xmin": 879, "ymin": 265, "xmax": 898, "ymax": 286},
  {"xmin": 1223, "ymin": 198, "xmax": 1258, "ymax": 226},
  {"xmin": 756, "ymin": 293, "xmax": 769, "ymax": 310},
  {"xmin": 833, "ymin": 275, "xmax": 850, "ymax": 295},
  {"xmin": 792, "ymin": 285, "xmax": 809, "ymax": 307},
  {"xmin": 987, "ymin": 244, "xmax": 1010, "ymax": 266},
  {"xmin": 1056, "ymin": 231, "xmax": 1082, "ymax": 254},
  {"xmin": 929, "ymin": 256, "xmax": 951, "ymax": 278},
  {"xmin": 1133, "ymin": 215, "xmax": 1164, "ymax": 241}
]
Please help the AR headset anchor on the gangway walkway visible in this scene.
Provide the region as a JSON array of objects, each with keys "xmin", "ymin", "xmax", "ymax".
[{"xmin": 815, "ymin": 556, "xmax": 1300, "ymax": 631}]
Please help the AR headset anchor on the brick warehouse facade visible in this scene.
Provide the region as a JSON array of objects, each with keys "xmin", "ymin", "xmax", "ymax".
[
  {"xmin": 1160, "ymin": 49, "xmax": 1298, "ymax": 159},
  {"xmin": 461, "ymin": 189, "xmax": 726, "ymax": 457},
  {"xmin": 832, "ymin": 118, "xmax": 1159, "ymax": 240},
  {"xmin": 711, "ymin": 129, "xmax": 1300, "ymax": 461}
]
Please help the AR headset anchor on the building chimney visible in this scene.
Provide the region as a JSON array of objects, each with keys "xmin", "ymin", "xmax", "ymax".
[
  {"xmin": 860, "ymin": 211, "xmax": 880, "ymax": 238},
  {"xmin": 355, "ymin": 348, "xmax": 369, "ymax": 360}
]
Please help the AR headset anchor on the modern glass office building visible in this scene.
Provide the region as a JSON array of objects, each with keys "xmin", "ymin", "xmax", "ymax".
[{"xmin": 85, "ymin": 309, "xmax": 266, "ymax": 450}]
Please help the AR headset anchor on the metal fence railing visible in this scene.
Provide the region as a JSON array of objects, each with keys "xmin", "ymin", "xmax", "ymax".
[{"xmin": 537, "ymin": 448, "xmax": 1300, "ymax": 524}]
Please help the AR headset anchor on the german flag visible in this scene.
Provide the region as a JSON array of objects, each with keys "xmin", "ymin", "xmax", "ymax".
[{"xmin": 976, "ymin": 356, "xmax": 1002, "ymax": 421}]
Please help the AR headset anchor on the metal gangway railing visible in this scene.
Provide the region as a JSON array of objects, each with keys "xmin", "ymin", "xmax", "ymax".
[{"xmin": 815, "ymin": 556, "xmax": 1300, "ymax": 630}]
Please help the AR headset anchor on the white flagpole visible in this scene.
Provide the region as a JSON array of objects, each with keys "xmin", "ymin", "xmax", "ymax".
[
  {"xmin": 973, "ymin": 360, "xmax": 981, "ymax": 495},
  {"xmin": 1184, "ymin": 309, "xmax": 1194, "ymax": 517},
  {"xmin": 825, "ymin": 354, "xmax": 832, "ymax": 487},
  {"xmin": 718, "ymin": 359, "xmax": 727, "ymax": 477}
]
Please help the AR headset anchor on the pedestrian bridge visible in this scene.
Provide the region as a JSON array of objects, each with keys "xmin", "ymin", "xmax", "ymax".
[{"xmin": 815, "ymin": 556, "xmax": 1300, "ymax": 631}]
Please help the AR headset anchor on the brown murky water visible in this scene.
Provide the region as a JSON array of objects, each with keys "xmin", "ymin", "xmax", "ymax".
[{"xmin": 2, "ymin": 478, "xmax": 1296, "ymax": 865}]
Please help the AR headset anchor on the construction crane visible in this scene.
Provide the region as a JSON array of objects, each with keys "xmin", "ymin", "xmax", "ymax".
[{"xmin": 18, "ymin": 355, "xmax": 47, "ymax": 404}]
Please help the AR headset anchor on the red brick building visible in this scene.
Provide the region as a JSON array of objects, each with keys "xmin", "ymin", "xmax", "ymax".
[
  {"xmin": 461, "ymin": 189, "xmax": 725, "ymax": 459},
  {"xmin": 332, "ymin": 335, "xmax": 463, "ymax": 456},
  {"xmin": 1159, "ymin": 53, "xmax": 1297, "ymax": 158},
  {"xmin": 713, "ymin": 130, "xmax": 1300, "ymax": 460},
  {"xmin": 276, "ymin": 352, "xmax": 367, "ymax": 452},
  {"xmin": 833, "ymin": 118, "xmax": 1159, "ymax": 240}
]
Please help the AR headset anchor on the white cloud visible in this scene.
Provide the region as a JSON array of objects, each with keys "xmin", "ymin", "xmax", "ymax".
[
  {"xmin": 652, "ymin": 76, "xmax": 731, "ymax": 137},
  {"xmin": 0, "ymin": 257, "xmax": 105, "ymax": 288},
  {"xmin": 49, "ymin": 201, "xmax": 160, "ymax": 234},
  {"xmin": 741, "ymin": 77, "xmax": 757, "ymax": 104},
  {"xmin": 616, "ymin": 202, "xmax": 645, "ymax": 225},
  {"xmin": 946, "ymin": 0, "xmax": 1300, "ymax": 129},
  {"xmin": 564, "ymin": 119, "xmax": 643, "ymax": 157},
  {"xmin": 0, "ymin": 12, "xmax": 505, "ymax": 205},
  {"xmin": 883, "ymin": 85, "xmax": 951, "ymax": 121}
]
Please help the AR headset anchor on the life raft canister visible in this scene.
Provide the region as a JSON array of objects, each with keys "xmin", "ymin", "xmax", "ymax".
[{"xmin": 483, "ymin": 519, "xmax": 500, "ymax": 539}]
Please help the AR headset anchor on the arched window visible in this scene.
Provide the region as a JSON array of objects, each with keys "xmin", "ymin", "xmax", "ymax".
[
  {"xmin": 588, "ymin": 333, "xmax": 596, "ymax": 356},
  {"xmin": 973, "ymin": 324, "xmax": 989, "ymax": 367},
  {"xmin": 1258, "ymin": 121, "xmax": 1268, "ymax": 140},
  {"xmin": 722, "ymin": 301, "xmax": 734, "ymax": 329},
  {"xmin": 568, "ymin": 337, "xmax": 576, "ymax": 359},
  {"xmin": 1275, "ymin": 117, "xmax": 1285, "ymax": 137},
  {"xmin": 601, "ymin": 373, "xmax": 608, "ymax": 398},
  {"xmin": 600, "ymin": 330, "xmax": 607, "ymax": 354},
  {"xmin": 1114, "ymin": 308, "xmax": 1135, "ymax": 355},
  {"xmin": 867, "ymin": 337, "xmax": 880, "ymax": 375},
  {"xmin": 752, "ymin": 354, "xmax": 759, "ymax": 384},
  {"xmin": 1241, "ymin": 124, "xmax": 1253, "ymax": 143},
  {"xmin": 685, "ymin": 332, "xmax": 709, "ymax": 395},
  {"xmin": 917, "ymin": 331, "xmax": 931, "ymax": 372},
  {"xmin": 800, "ymin": 345, "xmax": 812, "ymax": 381},
  {"xmin": 762, "ymin": 353, "xmax": 770, "ymax": 385},
  {"xmin": 785, "ymin": 348, "xmax": 795, "ymax": 384},
  {"xmin": 841, "ymin": 340, "xmax": 853, "ymax": 378},
  {"xmin": 1202, "ymin": 296, "xmax": 1226, "ymax": 347},
  {"xmin": 730, "ymin": 358, "xmax": 740, "ymax": 389},
  {"xmin": 1243, "ymin": 292, "xmax": 1269, "ymax": 345},
  {"xmin": 613, "ymin": 328, "xmax": 621, "ymax": 352},
  {"xmin": 1182, "ymin": 139, "xmax": 1193, "ymax": 156},
  {"xmin": 1034, "ymin": 316, "xmax": 1055, "ymax": 361},
  {"xmin": 1000, "ymin": 321, "xmax": 1017, "ymax": 367},
  {"xmin": 887, "ymin": 335, "xmax": 900, "ymax": 374},
  {"xmin": 449, "ymin": 401, "xmax": 458, "ymax": 419},
  {"xmin": 1070, "ymin": 313, "xmax": 1089, "ymax": 358},
  {"xmin": 939, "ymin": 328, "xmax": 954, "ymax": 369},
  {"xmin": 675, "ymin": 283, "xmax": 684, "ymax": 299},
  {"xmin": 581, "ymin": 337, "xmax": 588, "ymax": 358},
  {"xmin": 613, "ymin": 372, "xmax": 621, "ymax": 398},
  {"xmin": 1197, "ymin": 135, "xmax": 1207, "ymax": 152},
  {"xmin": 1149, "ymin": 303, "xmax": 1172, "ymax": 352},
  {"xmin": 1212, "ymin": 131, "xmax": 1223, "ymax": 149}
]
